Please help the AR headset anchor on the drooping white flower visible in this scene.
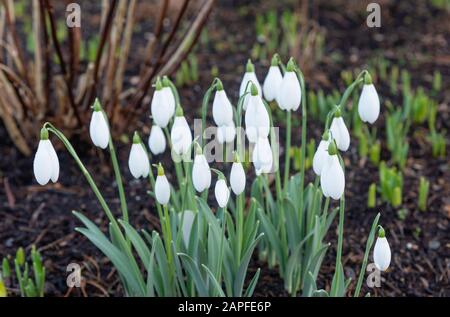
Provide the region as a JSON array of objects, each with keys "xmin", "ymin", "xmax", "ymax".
[
  {"xmin": 277, "ymin": 59, "xmax": 301, "ymax": 111},
  {"xmin": 252, "ymin": 136, "xmax": 273, "ymax": 175},
  {"xmin": 217, "ymin": 121, "xmax": 236, "ymax": 144},
  {"xmin": 148, "ymin": 124, "xmax": 166, "ymax": 155},
  {"xmin": 215, "ymin": 178, "xmax": 230, "ymax": 208},
  {"xmin": 128, "ymin": 132, "xmax": 150, "ymax": 179},
  {"xmin": 162, "ymin": 76, "xmax": 176, "ymax": 119},
  {"xmin": 155, "ymin": 164, "xmax": 170, "ymax": 205},
  {"xmin": 179, "ymin": 210, "xmax": 195, "ymax": 247},
  {"xmin": 330, "ymin": 115, "xmax": 350, "ymax": 152},
  {"xmin": 358, "ymin": 82, "xmax": 380, "ymax": 124},
  {"xmin": 239, "ymin": 59, "xmax": 261, "ymax": 111},
  {"xmin": 170, "ymin": 106, "xmax": 192, "ymax": 157},
  {"xmin": 33, "ymin": 128, "xmax": 59, "ymax": 186},
  {"xmin": 373, "ymin": 226, "xmax": 391, "ymax": 271},
  {"xmin": 263, "ymin": 57, "xmax": 283, "ymax": 102},
  {"xmin": 230, "ymin": 158, "xmax": 246, "ymax": 195},
  {"xmin": 313, "ymin": 133, "xmax": 330, "ymax": 176},
  {"xmin": 192, "ymin": 152, "xmax": 211, "ymax": 192},
  {"xmin": 320, "ymin": 142, "xmax": 345, "ymax": 200},
  {"xmin": 212, "ymin": 82, "xmax": 234, "ymax": 127},
  {"xmin": 245, "ymin": 84, "xmax": 270, "ymax": 143},
  {"xmin": 151, "ymin": 77, "xmax": 172, "ymax": 128},
  {"xmin": 89, "ymin": 99, "xmax": 110, "ymax": 149}
]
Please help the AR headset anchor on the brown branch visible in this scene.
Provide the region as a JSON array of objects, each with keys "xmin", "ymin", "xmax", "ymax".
[{"xmin": 39, "ymin": 0, "xmax": 51, "ymax": 109}]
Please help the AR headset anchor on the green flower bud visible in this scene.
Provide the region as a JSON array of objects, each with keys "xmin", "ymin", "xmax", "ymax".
[
  {"xmin": 40, "ymin": 128, "xmax": 49, "ymax": 140},
  {"xmin": 246, "ymin": 59, "xmax": 254, "ymax": 73},
  {"xmin": 16, "ymin": 247, "xmax": 25, "ymax": 266},
  {"xmin": 286, "ymin": 57, "xmax": 295, "ymax": 72},
  {"xmin": 216, "ymin": 78, "xmax": 224, "ymax": 91},
  {"xmin": 155, "ymin": 77, "xmax": 163, "ymax": 90},
  {"xmin": 271, "ymin": 54, "xmax": 279, "ymax": 66},
  {"xmin": 132, "ymin": 131, "xmax": 141, "ymax": 144},
  {"xmin": 328, "ymin": 140, "xmax": 338, "ymax": 155},
  {"xmin": 377, "ymin": 225, "xmax": 385, "ymax": 238},
  {"xmin": 250, "ymin": 82, "xmax": 258, "ymax": 96},
  {"xmin": 175, "ymin": 104, "xmax": 184, "ymax": 116},
  {"xmin": 157, "ymin": 163, "xmax": 165, "ymax": 176},
  {"xmin": 364, "ymin": 72, "xmax": 372, "ymax": 85}
]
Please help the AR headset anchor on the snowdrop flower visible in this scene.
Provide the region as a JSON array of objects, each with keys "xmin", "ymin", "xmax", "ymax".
[
  {"xmin": 330, "ymin": 109, "xmax": 350, "ymax": 151},
  {"xmin": 89, "ymin": 98, "xmax": 110, "ymax": 149},
  {"xmin": 179, "ymin": 210, "xmax": 195, "ymax": 248},
  {"xmin": 252, "ymin": 136, "xmax": 273, "ymax": 175},
  {"xmin": 128, "ymin": 132, "xmax": 150, "ymax": 179},
  {"xmin": 170, "ymin": 105, "xmax": 192, "ymax": 157},
  {"xmin": 151, "ymin": 77, "xmax": 172, "ymax": 128},
  {"xmin": 245, "ymin": 83, "xmax": 270, "ymax": 143},
  {"xmin": 277, "ymin": 58, "xmax": 301, "ymax": 111},
  {"xmin": 263, "ymin": 55, "xmax": 283, "ymax": 102},
  {"xmin": 358, "ymin": 73, "xmax": 380, "ymax": 124},
  {"xmin": 320, "ymin": 141, "xmax": 345, "ymax": 200},
  {"xmin": 148, "ymin": 124, "xmax": 166, "ymax": 155},
  {"xmin": 212, "ymin": 80, "xmax": 233, "ymax": 127},
  {"xmin": 373, "ymin": 226, "xmax": 391, "ymax": 271},
  {"xmin": 217, "ymin": 121, "xmax": 236, "ymax": 144},
  {"xmin": 33, "ymin": 128, "xmax": 59, "ymax": 186},
  {"xmin": 155, "ymin": 163, "xmax": 170, "ymax": 205},
  {"xmin": 192, "ymin": 146, "xmax": 211, "ymax": 192},
  {"xmin": 313, "ymin": 131, "xmax": 330, "ymax": 176},
  {"xmin": 240, "ymin": 59, "xmax": 261, "ymax": 110},
  {"xmin": 162, "ymin": 76, "xmax": 176, "ymax": 118},
  {"xmin": 215, "ymin": 176, "xmax": 230, "ymax": 208},
  {"xmin": 230, "ymin": 153, "xmax": 246, "ymax": 195}
]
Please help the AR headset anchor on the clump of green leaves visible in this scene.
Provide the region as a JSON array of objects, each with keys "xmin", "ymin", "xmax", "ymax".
[
  {"xmin": 367, "ymin": 183, "xmax": 377, "ymax": 208},
  {"xmin": 418, "ymin": 177, "xmax": 430, "ymax": 212},
  {"xmin": 175, "ymin": 54, "xmax": 199, "ymax": 87},
  {"xmin": 386, "ymin": 107, "xmax": 409, "ymax": 169},
  {"xmin": 379, "ymin": 161, "xmax": 403, "ymax": 208}
]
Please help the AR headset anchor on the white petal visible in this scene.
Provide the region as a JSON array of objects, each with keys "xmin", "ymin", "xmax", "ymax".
[
  {"xmin": 245, "ymin": 95, "xmax": 269, "ymax": 143},
  {"xmin": 171, "ymin": 116, "xmax": 192, "ymax": 156},
  {"xmin": 230, "ymin": 162, "xmax": 246, "ymax": 195},
  {"xmin": 192, "ymin": 154, "xmax": 211, "ymax": 192},
  {"xmin": 155, "ymin": 175, "xmax": 171, "ymax": 205},
  {"xmin": 374, "ymin": 237, "xmax": 391, "ymax": 271},
  {"xmin": 321, "ymin": 155, "xmax": 345, "ymax": 200},
  {"xmin": 358, "ymin": 84, "xmax": 380, "ymax": 124},
  {"xmin": 240, "ymin": 72, "xmax": 261, "ymax": 111},
  {"xmin": 277, "ymin": 71, "xmax": 301, "ymax": 111},
  {"xmin": 149, "ymin": 125, "xmax": 166, "ymax": 155},
  {"xmin": 44, "ymin": 140, "xmax": 60, "ymax": 183},
  {"xmin": 163, "ymin": 87, "xmax": 176, "ymax": 118},
  {"xmin": 33, "ymin": 141, "xmax": 52, "ymax": 185},
  {"xmin": 212, "ymin": 90, "xmax": 233, "ymax": 126},
  {"xmin": 129, "ymin": 143, "xmax": 149, "ymax": 178},
  {"xmin": 179, "ymin": 210, "xmax": 195, "ymax": 248},
  {"xmin": 330, "ymin": 117, "xmax": 350, "ymax": 151},
  {"xmin": 313, "ymin": 139, "xmax": 330, "ymax": 176},
  {"xmin": 217, "ymin": 122, "xmax": 236, "ymax": 144},
  {"xmin": 253, "ymin": 137, "xmax": 273, "ymax": 174},
  {"xmin": 151, "ymin": 90, "xmax": 172, "ymax": 128},
  {"xmin": 263, "ymin": 66, "xmax": 283, "ymax": 102},
  {"xmin": 215, "ymin": 179, "xmax": 230, "ymax": 208}
]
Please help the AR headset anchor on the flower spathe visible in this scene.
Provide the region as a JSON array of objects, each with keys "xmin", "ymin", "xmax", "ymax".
[
  {"xmin": 148, "ymin": 124, "xmax": 166, "ymax": 155},
  {"xmin": 230, "ymin": 161, "xmax": 246, "ymax": 195},
  {"xmin": 33, "ymin": 128, "xmax": 59, "ymax": 186},
  {"xmin": 151, "ymin": 78, "xmax": 172, "ymax": 128},
  {"xmin": 215, "ymin": 178, "xmax": 230, "ymax": 208},
  {"xmin": 320, "ymin": 144, "xmax": 345, "ymax": 200},
  {"xmin": 263, "ymin": 65, "xmax": 283, "ymax": 102},
  {"xmin": 358, "ymin": 83, "xmax": 380, "ymax": 124},
  {"xmin": 252, "ymin": 136, "xmax": 273, "ymax": 175},
  {"xmin": 128, "ymin": 132, "xmax": 149, "ymax": 179},
  {"xmin": 192, "ymin": 153, "xmax": 212, "ymax": 192},
  {"xmin": 313, "ymin": 137, "xmax": 330, "ymax": 176},
  {"xmin": 245, "ymin": 86, "xmax": 270, "ymax": 143},
  {"xmin": 330, "ymin": 116, "xmax": 350, "ymax": 152},
  {"xmin": 155, "ymin": 164, "xmax": 170, "ymax": 205},
  {"xmin": 373, "ymin": 227, "xmax": 391, "ymax": 271},
  {"xmin": 277, "ymin": 70, "xmax": 301, "ymax": 111},
  {"xmin": 240, "ymin": 59, "xmax": 261, "ymax": 111},
  {"xmin": 170, "ymin": 108, "xmax": 192, "ymax": 156},
  {"xmin": 89, "ymin": 100, "xmax": 110, "ymax": 149}
]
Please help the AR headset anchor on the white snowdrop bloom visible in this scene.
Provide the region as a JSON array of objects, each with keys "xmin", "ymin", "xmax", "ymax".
[
  {"xmin": 162, "ymin": 76, "xmax": 176, "ymax": 119},
  {"xmin": 89, "ymin": 100, "xmax": 110, "ymax": 149},
  {"xmin": 230, "ymin": 160, "xmax": 246, "ymax": 195},
  {"xmin": 217, "ymin": 121, "xmax": 236, "ymax": 144},
  {"xmin": 148, "ymin": 124, "xmax": 166, "ymax": 155},
  {"xmin": 155, "ymin": 164, "xmax": 171, "ymax": 205},
  {"xmin": 215, "ymin": 178, "xmax": 230, "ymax": 208},
  {"xmin": 170, "ymin": 107, "xmax": 192, "ymax": 156},
  {"xmin": 252, "ymin": 137, "xmax": 273, "ymax": 175},
  {"xmin": 33, "ymin": 128, "xmax": 59, "ymax": 186},
  {"xmin": 179, "ymin": 210, "xmax": 195, "ymax": 248},
  {"xmin": 313, "ymin": 134, "xmax": 330, "ymax": 176},
  {"xmin": 192, "ymin": 153, "xmax": 211, "ymax": 192},
  {"xmin": 245, "ymin": 85, "xmax": 270, "ymax": 143},
  {"xmin": 128, "ymin": 132, "xmax": 150, "ymax": 179},
  {"xmin": 320, "ymin": 145, "xmax": 345, "ymax": 200},
  {"xmin": 151, "ymin": 78, "xmax": 172, "ymax": 128},
  {"xmin": 330, "ymin": 115, "xmax": 350, "ymax": 151},
  {"xmin": 358, "ymin": 83, "xmax": 380, "ymax": 124},
  {"xmin": 212, "ymin": 83, "xmax": 233, "ymax": 127},
  {"xmin": 239, "ymin": 59, "xmax": 261, "ymax": 111},
  {"xmin": 373, "ymin": 227, "xmax": 391, "ymax": 271},
  {"xmin": 263, "ymin": 61, "xmax": 283, "ymax": 102},
  {"xmin": 277, "ymin": 62, "xmax": 301, "ymax": 111}
]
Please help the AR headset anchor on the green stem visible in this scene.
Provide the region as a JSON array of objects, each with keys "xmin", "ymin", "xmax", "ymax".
[
  {"xmin": 336, "ymin": 196, "xmax": 345, "ymax": 268},
  {"xmin": 108, "ymin": 137, "xmax": 129, "ymax": 223},
  {"xmin": 295, "ymin": 67, "xmax": 307, "ymax": 220},
  {"xmin": 236, "ymin": 193, "xmax": 244, "ymax": 265},
  {"xmin": 283, "ymin": 110, "xmax": 292, "ymax": 191}
]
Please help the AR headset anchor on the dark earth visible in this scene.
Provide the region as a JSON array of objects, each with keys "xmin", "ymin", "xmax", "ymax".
[{"xmin": 0, "ymin": 0, "xmax": 448, "ymax": 297}]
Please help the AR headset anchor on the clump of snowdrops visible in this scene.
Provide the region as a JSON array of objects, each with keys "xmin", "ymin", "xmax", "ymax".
[{"xmin": 32, "ymin": 54, "xmax": 391, "ymax": 297}]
